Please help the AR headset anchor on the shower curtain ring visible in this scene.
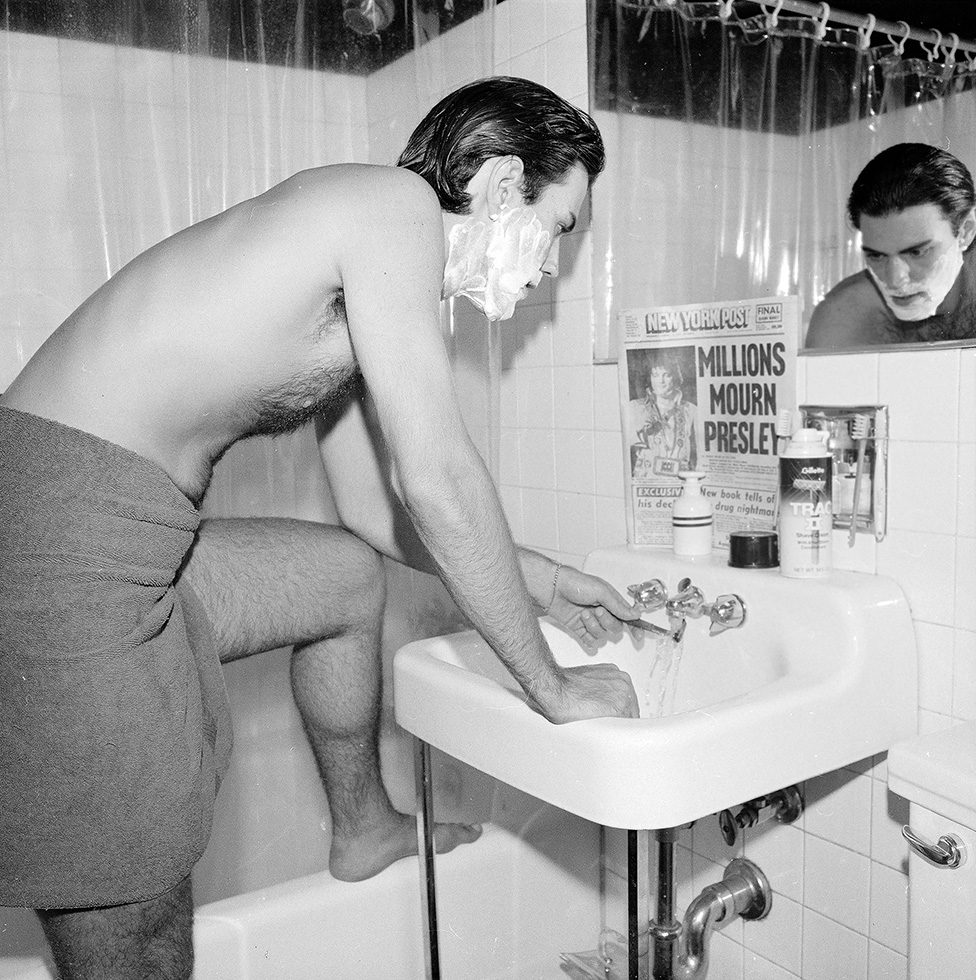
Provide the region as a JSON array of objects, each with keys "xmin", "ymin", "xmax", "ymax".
[
  {"xmin": 887, "ymin": 20, "xmax": 910, "ymax": 56},
  {"xmin": 921, "ymin": 29, "xmax": 942, "ymax": 62},
  {"xmin": 856, "ymin": 13, "xmax": 875, "ymax": 51},
  {"xmin": 814, "ymin": 3, "xmax": 830, "ymax": 40},
  {"xmin": 943, "ymin": 32, "xmax": 959, "ymax": 65}
]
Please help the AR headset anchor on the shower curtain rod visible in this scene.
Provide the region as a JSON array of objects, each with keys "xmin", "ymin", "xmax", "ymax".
[
  {"xmin": 766, "ymin": 0, "xmax": 976, "ymax": 55},
  {"xmin": 645, "ymin": 0, "xmax": 976, "ymax": 57}
]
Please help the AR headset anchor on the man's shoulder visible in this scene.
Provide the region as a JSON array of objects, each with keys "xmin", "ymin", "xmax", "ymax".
[
  {"xmin": 819, "ymin": 269, "xmax": 875, "ymax": 307},
  {"xmin": 278, "ymin": 163, "xmax": 438, "ymax": 213},
  {"xmin": 805, "ymin": 271, "xmax": 886, "ymax": 349}
]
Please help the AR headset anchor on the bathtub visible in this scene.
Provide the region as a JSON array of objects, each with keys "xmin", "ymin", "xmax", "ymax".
[{"xmin": 0, "ymin": 648, "xmax": 604, "ymax": 979}]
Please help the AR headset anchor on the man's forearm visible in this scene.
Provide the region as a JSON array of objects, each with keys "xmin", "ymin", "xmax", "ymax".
[{"xmin": 401, "ymin": 456, "xmax": 565, "ymax": 704}]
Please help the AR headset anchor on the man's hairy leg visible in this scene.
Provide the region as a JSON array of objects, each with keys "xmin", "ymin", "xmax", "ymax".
[
  {"xmin": 292, "ymin": 628, "xmax": 480, "ymax": 881},
  {"xmin": 184, "ymin": 517, "xmax": 480, "ymax": 882},
  {"xmin": 37, "ymin": 877, "xmax": 193, "ymax": 980}
]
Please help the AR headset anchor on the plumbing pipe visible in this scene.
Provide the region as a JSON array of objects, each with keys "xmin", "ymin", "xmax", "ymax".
[
  {"xmin": 650, "ymin": 828, "xmax": 771, "ymax": 980},
  {"xmin": 672, "ymin": 859, "xmax": 771, "ymax": 979}
]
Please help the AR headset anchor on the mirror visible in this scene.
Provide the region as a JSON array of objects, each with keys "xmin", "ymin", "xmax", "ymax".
[{"xmin": 587, "ymin": 0, "xmax": 976, "ymax": 357}]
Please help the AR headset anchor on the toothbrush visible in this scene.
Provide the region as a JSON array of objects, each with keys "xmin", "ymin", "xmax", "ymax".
[
  {"xmin": 772, "ymin": 409, "xmax": 793, "ymax": 528},
  {"xmin": 848, "ymin": 414, "xmax": 870, "ymax": 547}
]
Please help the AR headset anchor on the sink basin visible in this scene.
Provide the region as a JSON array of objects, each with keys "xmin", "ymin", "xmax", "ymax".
[{"xmin": 393, "ymin": 546, "xmax": 918, "ymax": 829}]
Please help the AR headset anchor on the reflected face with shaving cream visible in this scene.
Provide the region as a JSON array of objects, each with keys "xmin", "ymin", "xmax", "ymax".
[
  {"xmin": 443, "ymin": 164, "xmax": 588, "ymax": 321},
  {"xmin": 860, "ymin": 203, "xmax": 973, "ymax": 321}
]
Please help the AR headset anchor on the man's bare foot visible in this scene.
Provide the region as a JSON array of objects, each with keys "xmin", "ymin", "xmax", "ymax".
[{"xmin": 329, "ymin": 809, "xmax": 482, "ymax": 882}]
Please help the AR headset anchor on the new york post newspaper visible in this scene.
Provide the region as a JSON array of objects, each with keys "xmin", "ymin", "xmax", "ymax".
[{"xmin": 618, "ymin": 296, "xmax": 798, "ymax": 548}]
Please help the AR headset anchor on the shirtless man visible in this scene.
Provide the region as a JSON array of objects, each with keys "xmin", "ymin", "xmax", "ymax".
[
  {"xmin": 805, "ymin": 142, "xmax": 976, "ymax": 349},
  {"xmin": 0, "ymin": 77, "xmax": 641, "ymax": 979}
]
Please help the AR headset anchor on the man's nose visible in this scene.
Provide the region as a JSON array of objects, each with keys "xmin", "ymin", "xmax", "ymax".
[
  {"xmin": 541, "ymin": 239, "xmax": 561, "ymax": 277},
  {"xmin": 883, "ymin": 255, "xmax": 911, "ymax": 287}
]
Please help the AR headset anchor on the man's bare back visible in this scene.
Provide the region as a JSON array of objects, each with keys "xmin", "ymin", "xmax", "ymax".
[{"xmin": 1, "ymin": 164, "xmax": 401, "ymax": 502}]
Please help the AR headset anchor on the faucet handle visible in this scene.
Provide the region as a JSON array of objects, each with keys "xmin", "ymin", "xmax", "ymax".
[
  {"xmin": 707, "ymin": 594, "xmax": 747, "ymax": 636},
  {"xmin": 627, "ymin": 578, "xmax": 668, "ymax": 611},
  {"xmin": 666, "ymin": 581, "xmax": 706, "ymax": 619}
]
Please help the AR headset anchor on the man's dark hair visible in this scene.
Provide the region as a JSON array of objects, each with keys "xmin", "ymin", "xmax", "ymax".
[
  {"xmin": 847, "ymin": 142, "xmax": 975, "ymax": 233},
  {"xmin": 397, "ymin": 76, "xmax": 605, "ymax": 214}
]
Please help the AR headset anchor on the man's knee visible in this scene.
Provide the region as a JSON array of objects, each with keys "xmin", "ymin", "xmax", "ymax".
[
  {"xmin": 37, "ymin": 878, "xmax": 194, "ymax": 980},
  {"xmin": 326, "ymin": 525, "xmax": 387, "ymax": 630}
]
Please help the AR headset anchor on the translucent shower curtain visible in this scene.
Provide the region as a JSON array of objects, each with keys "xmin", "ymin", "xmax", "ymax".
[
  {"xmin": 0, "ymin": 0, "xmax": 498, "ymax": 515},
  {"xmin": 0, "ymin": 1, "xmax": 500, "ymax": 902},
  {"xmin": 589, "ymin": 0, "xmax": 976, "ymax": 359}
]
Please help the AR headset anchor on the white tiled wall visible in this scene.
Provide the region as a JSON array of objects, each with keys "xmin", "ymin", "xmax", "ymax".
[{"xmin": 496, "ymin": 1, "xmax": 974, "ymax": 977}]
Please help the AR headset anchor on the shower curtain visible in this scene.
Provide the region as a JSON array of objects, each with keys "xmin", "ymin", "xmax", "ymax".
[
  {"xmin": 0, "ymin": 0, "xmax": 499, "ymax": 901},
  {"xmin": 1, "ymin": 0, "xmax": 497, "ymax": 501},
  {"xmin": 589, "ymin": 0, "xmax": 976, "ymax": 359}
]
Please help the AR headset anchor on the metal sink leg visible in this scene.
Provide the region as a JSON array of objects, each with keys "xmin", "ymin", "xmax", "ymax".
[{"xmin": 414, "ymin": 738, "xmax": 440, "ymax": 980}]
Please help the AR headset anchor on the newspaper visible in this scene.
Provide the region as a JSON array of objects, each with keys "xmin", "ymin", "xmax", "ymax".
[{"xmin": 618, "ymin": 295, "xmax": 799, "ymax": 549}]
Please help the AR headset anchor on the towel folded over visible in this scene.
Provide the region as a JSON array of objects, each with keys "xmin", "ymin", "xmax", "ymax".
[{"xmin": 0, "ymin": 406, "xmax": 232, "ymax": 909}]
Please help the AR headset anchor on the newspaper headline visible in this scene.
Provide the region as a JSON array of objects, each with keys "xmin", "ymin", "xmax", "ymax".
[{"xmin": 618, "ymin": 296, "xmax": 799, "ymax": 548}]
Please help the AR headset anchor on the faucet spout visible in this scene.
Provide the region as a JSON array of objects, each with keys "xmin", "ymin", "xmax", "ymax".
[{"xmin": 665, "ymin": 579, "xmax": 706, "ymax": 620}]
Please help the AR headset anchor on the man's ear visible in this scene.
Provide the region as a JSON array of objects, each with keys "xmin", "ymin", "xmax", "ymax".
[
  {"xmin": 959, "ymin": 207, "xmax": 976, "ymax": 250},
  {"xmin": 485, "ymin": 155, "xmax": 525, "ymax": 216}
]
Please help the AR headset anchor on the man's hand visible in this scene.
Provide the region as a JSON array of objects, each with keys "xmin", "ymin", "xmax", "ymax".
[
  {"xmin": 546, "ymin": 564, "xmax": 644, "ymax": 651},
  {"xmin": 529, "ymin": 662, "xmax": 640, "ymax": 724}
]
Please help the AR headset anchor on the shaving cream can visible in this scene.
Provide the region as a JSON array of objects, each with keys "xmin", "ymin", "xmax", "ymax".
[{"xmin": 778, "ymin": 428, "xmax": 832, "ymax": 578}]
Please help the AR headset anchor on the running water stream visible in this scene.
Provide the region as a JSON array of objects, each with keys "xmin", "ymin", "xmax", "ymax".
[{"xmin": 642, "ymin": 631, "xmax": 686, "ymax": 717}]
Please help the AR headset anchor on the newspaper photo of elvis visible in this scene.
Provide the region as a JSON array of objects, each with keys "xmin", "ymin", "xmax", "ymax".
[{"xmin": 626, "ymin": 346, "xmax": 698, "ymax": 478}]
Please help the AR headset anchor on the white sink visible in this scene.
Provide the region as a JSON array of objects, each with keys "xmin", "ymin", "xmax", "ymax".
[{"xmin": 393, "ymin": 546, "xmax": 918, "ymax": 829}]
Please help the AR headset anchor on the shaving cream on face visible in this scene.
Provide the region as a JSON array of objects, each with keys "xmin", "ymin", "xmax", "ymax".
[
  {"xmin": 868, "ymin": 237, "xmax": 965, "ymax": 322},
  {"xmin": 443, "ymin": 205, "xmax": 552, "ymax": 321}
]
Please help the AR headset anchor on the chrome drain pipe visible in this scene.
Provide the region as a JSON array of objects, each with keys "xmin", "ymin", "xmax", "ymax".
[
  {"xmin": 650, "ymin": 830, "xmax": 772, "ymax": 980},
  {"xmin": 671, "ymin": 858, "xmax": 771, "ymax": 979}
]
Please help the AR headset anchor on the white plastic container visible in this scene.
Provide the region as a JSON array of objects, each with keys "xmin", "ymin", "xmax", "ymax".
[
  {"xmin": 778, "ymin": 428, "xmax": 832, "ymax": 578},
  {"xmin": 672, "ymin": 471, "xmax": 713, "ymax": 557}
]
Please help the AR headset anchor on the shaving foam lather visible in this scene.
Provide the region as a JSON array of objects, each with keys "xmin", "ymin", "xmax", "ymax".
[{"xmin": 442, "ymin": 206, "xmax": 551, "ymax": 321}]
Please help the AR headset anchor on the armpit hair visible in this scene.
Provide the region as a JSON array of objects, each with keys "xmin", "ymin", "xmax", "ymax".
[{"xmin": 246, "ymin": 363, "xmax": 364, "ymax": 438}]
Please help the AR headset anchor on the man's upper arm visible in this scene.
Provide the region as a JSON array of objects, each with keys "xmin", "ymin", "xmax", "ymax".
[
  {"xmin": 316, "ymin": 393, "xmax": 435, "ymax": 570},
  {"xmin": 334, "ymin": 168, "xmax": 467, "ymax": 483}
]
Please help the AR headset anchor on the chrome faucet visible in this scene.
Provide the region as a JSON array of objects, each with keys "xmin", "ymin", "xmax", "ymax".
[
  {"xmin": 627, "ymin": 577, "xmax": 747, "ymax": 639},
  {"xmin": 627, "ymin": 578, "xmax": 667, "ymax": 611},
  {"xmin": 626, "ymin": 578, "xmax": 681, "ymax": 639},
  {"xmin": 707, "ymin": 593, "xmax": 748, "ymax": 636},
  {"xmin": 666, "ymin": 579, "xmax": 706, "ymax": 619}
]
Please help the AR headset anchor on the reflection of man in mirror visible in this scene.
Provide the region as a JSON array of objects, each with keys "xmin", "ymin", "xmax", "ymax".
[
  {"xmin": 806, "ymin": 143, "xmax": 976, "ymax": 349},
  {"xmin": 627, "ymin": 348, "xmax": 698, "ymax": 478}
]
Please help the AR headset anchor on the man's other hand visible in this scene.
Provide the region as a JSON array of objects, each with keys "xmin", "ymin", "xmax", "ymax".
[{"xmin": 532, "ymin": 662, "xmax": 639, "ymax": 724}]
